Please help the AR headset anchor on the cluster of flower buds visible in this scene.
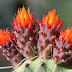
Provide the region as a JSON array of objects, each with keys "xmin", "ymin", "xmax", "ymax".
[
  {"xmin": 37, "ymin": 10, "xmax": 64, "ymax": 58},
  {"xmin": 53, "ymin": 26, "xmax": 72, "ymax": 64},
  {"xmin": 0, "ymin": 6, "xmax": 72, "ymax": 66},
  {"xmin": 0, "ymin": 29, "xmax": 22, "ymax": 66},
  {"xmin": 11, "ymin": 6, "xmax": 37, "ymax": 60}
]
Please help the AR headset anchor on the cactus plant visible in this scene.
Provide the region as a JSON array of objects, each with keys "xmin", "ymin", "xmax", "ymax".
[{"xmin": 0, "ymin": 6, "xmax": 72, "ymax": 72}]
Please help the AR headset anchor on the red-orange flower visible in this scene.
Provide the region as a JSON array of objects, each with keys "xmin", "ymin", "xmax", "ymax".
[
  {"xmin": 13, "ymin": 6, "xmax": 34, "ymax": 27},
  {"xmin": 60, "ymin": 26, "xmax": 72, "ymax": 42},
  {"xmin": 0, "ymin": 29, "xmax": 11, "ymax": 44},
  {"xmin": 42, "ymin": 9, "xmax": 62, "ymax": 27}
]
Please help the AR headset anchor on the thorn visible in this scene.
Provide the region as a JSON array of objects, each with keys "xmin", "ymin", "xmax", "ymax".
[
  {"xmin": 5, "ymin": 58, "xmax": 9, "ymax": 61},
  {"xmin": 12, "ymin": 58, "xmax": 16, "ymax": 61},
  {"xmin": 11, "ymin": 50, "xmax": 14, "ymax": 53},
  {"xmin": 44, "ymin": 39, "xmax": 47, "ymax": 42},
  {"xmin": 53, "ymin": 36, "xmax": 58, "ymax": 42},
  {"xmin": 53, "ymin": 36, "xmax": 56, "ymax": 39},
  {"xmin": 30, "ymin": 37, "xmax": 33, "ymax": 41},
  {"xmin": 6, "ymin": 40, "xmax": 9, "ymax": 44},
  {"xmin": 11, "ymin": 42, "xmax": 14, "ymax": 46},
  {"xmin": 19, "ymin": 40, "xmax": 22, "ymax": 43},
  {"xmin": 57, "ymin": 22, "xmax": 64, "ymax": 29},
  {"xmin": 34, "ymin": 22, "xmax": 37, "ymax": 25},
  {"xmin": 68, "ymin": 43, "xmax": 71, "ymax": 47},
  {"xmin": 62, "ymin": 53, "xmax": 64, "ymax": 56},
  {"xmin": 17, "ymin": 52, "xmax": 20, "ymax": 56},
  {"xmin": 61, "ymin": 37, "xmax": 64, "ymax": 42},
  {"xmin": 22, "ymin": 36, "xmax": 25, "ymax": 38},
  {"xmin": 40, "ymin": 62, "xmax": 44, "ymax": 66},
  {"xmin": 27, "ymin": 28, "xmax": 30, "ymax": 32},
  {"xmin": 1, "ymin": 44, "xmax": 4, "ymax": 47},
  {"xmin": 10, "ymin": 64, "xmax": 13, "ymax": 66},
  {"xmin": 36, "ymin": 38, "xmax": 38, "ymax": 41},
  {"xmin": 34, "ymin": 29, "xmax": 39, "ymax": 33},
  {"xmin": 11, "ymin": 23, "xmax": 14, "ymax": 28},
  {"xmin": 1, "ymin": 53, "xmax": 4, "ymax": 55},
  {"xmin": 61, "ymin": 46, "xmax": 63, "ymax": 49},
  {"xmin": 7, "ymin": 48, "xmax": 10, "ymax": 52},
  {"xmin": 49, "ymin": 29, "xmax": 52, "ymax": 33},
  {"xmin": 40, "ymin": 23, "xmax": 43, "ymax": 27},
  {"xmin": 30, "ymin": 20, "xmax": 32, "ymax": 26},
  {"xmin": 41, "ymin": 32, "xmax": 43, "ymax": 35},
  {"xmin": 69, "ymin": 51, "xmax": 72, "ymax": 54},
  {"xmin": 14, "ymin": 36, "xmax": 16, "ymax": 40},
  {"xmin": 53, "ymin": 46, "xmax": 58, "ymax": 50},
  {"xmin": 25, "ymin": 63, "xmax": 30, "ymax": 67},
  {"xmin": 15, "ymin": 41, "xmax": 17, "ymax": 44},
  {"xmin": 14, "ymin": 29, "xmax": 18, "ymax": 32},
  {"xmin": 69, "ymin": 55, "xmax": 71, "ymax": 57},
  {"xmin": 62, "ymin": 59, "xmax": 66, "ymax": 63},
  {"xmin": 66, "ymin": 39, "xmax": 69, "ymax": 43},
  {"xmin": 54, "ymin": 55, "xmax": 58, "ymax": 58},
  {"xmin": 11, "ymin": 30, "xmax": 14, "ymax": 34},
  {"xmin": 55, "ymin": 38, "xmax": 58, "ymax": 42},
  {"xmin": 6, "ymin": 54, "xmax": 10, "ymax": 57}
]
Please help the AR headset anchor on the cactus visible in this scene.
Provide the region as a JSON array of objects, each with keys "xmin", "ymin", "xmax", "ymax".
[
  {"xmin": 0, "ymin": 6, "xmax": 72, "ymax": 72},
  {"xmin": 53, "ymin": 26, "xmax": 72, "ymax": 64},
  {"xmin": 37, "ymin": 9, "xmax": 63, "ymax": 58},
  {"xmin": 0, "ymin": 29, "xmax": 22, "ymax": 66}
]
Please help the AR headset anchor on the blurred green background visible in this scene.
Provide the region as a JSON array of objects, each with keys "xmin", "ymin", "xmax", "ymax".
[{"xmin": 0, "ymin": 0, "xmax": 72, "ymax": 72}]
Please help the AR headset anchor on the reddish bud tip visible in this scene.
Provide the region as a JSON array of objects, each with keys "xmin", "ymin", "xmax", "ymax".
[
  {"xmin": 7, "ymin": 48, "xmax": 10, "ymax": 51},
  {"xmin": 54, "ymin": 55, "xmax": 58, "ymax": 58},
  {"xmin": 5, "ymin": 58, "xmax": 9, "ymax": 61},
  {"xmin": 41, "ymin": 32, "xmax": 43, "ymax": 35},
  {"xmin": 68, "ymin": 43, "xmax": 71, "ymax": 47},
  {"xmin": 44, "ymin": 39, "xmax": 47, "ymax": 42},
  {"xmin": 27, "ymin": 28, "xmax": 30, "ymax": 32},
  {"xmin": 34, "ymin": 29, "xmax": 39, "ymax": 33},
  {"xmin": 36, "ymin": 38, "xmax": 39, "ymax": 41},
  {"xmin": 62, "ymin": 60, "xmax": 66, "ymax": 63},
  {"xmin": 11, "ymin": 50, "xmax": 14, "ymax": 53},
  {"xmin": 11, "ymin": 23, "xmax": 14, "ymax": 28},
  {"xmin": 23, "ymin": 36, "xmax": 25, "ymax": 38},
  {"xmin": 61, "ymin": 46, "xmax": 63, "ymax": 49},
  {"xmin": 17, "ymin": 52, "xmax": 20, "ymax": 56},
  {"xmin": 61, "ymin": 37, "xmax": 64, "ymax": 42},
  {"xmin": 57, "ymin": 22, "xmax": 64, "ymax": 29},
  {"xmin": 62, "ymin": 53, "xmax": 64, "ymax": 56},
  {"xmin": 30, "ymin": 37, "xmax": 33, "ymax": 41},
  {"xmin": 10, "ymin": 64, "xmax": 13, "ymax": 65},
  {"xmin": 69, "ymin": 51, "xmax": 72, "ymax": 54},
  {"xmin": 49, "ymin": 29, "xmax": 52, "ymax": 33},
  {"xmin": 11, "ymin": 42, "xmax": 14, "ymax": 46}
]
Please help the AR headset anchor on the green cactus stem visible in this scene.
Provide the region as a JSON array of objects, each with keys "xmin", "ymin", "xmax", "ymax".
[{"xmin": 14, "ymin": 58, "xmax": 72, "ymax": 72}]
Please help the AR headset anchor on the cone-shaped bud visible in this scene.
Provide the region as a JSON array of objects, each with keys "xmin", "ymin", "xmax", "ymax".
[
  {"xmin": 11, "ymin": 6, "xmax": 37, "ymax": 60},
  {"xmin": 0, "ymin": 29, "xmax": 22, "ymax": 66},
  {"xmin": 60, "ymin": 26, "xmax": 72, "ymax": 42},
  {"xmin": 53, "ymin": 26, "xmax": 72, "ymax": 64},
  {"xmin": 37, "ymin": 9, "xmax": 63, "ymax": 58}
]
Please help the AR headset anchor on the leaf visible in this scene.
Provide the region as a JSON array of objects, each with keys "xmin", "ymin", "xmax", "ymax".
[{"xmin": 15, "ymin": 58, "xmax": 72, "ymax": 72}]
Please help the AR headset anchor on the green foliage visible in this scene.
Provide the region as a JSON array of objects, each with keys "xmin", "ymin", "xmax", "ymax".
[{"xmin": 15, "ymin": 58, "xmax": 72, "ymax": 72}]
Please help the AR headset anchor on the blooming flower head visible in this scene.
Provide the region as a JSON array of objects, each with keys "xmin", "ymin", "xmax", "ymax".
[
  {"xmin": 42, "ymin": 9, "xmax": 62, "ymax": 27},
  {"xmin": 0, "ymin": 29, "xmax": 11, "ymax": 44},
  {"xmin": 13, "ymin": 6, "xmax": 34, "ymax": 27},
  {"xmin": 60, "ymin": 26, "xmax": 72, "ymax": 42}
]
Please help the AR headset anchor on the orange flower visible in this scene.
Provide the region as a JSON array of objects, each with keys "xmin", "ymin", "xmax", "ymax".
[
  {"xmin": 0, "ymin": 29, "xmax": 11, "ymax": 44},
  {"xmin": 42, "ymin": 9, "xmax": 62, "ymax": 27},
  {"xmin": 13, "ymin": 6, "xmax": 34, "ymax": 27},
  {"xmin": 60, "ymin": 26, "xmax": 72, "ymax": 42}
]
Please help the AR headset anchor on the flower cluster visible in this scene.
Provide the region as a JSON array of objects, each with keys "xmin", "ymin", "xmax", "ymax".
[{"xmin": 0, "ymin": 6, "xmax": 72, "ymax": 67}]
